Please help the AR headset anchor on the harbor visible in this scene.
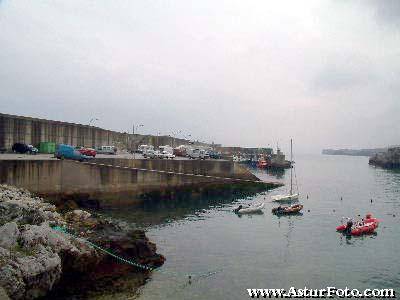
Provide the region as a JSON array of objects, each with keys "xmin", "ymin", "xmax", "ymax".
[
  {"xmin": 1, "ymin": 1, "xmax": 399, "ymax": 299},
  {"xmin": 0, "ymin": 114, "xmax": 396, "ymax": 299}
]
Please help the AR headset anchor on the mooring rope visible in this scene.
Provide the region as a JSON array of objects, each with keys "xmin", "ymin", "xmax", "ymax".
[
  {"xmin": 51, "ymin": 225, "xmax": 222, "ymax": 280},
  {"xmin": 52, "ymin": 225, "xmax": 153, "ymax": 270}
]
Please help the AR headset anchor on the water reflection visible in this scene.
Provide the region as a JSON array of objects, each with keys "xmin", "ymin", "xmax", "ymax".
[{"xmin": 99, "ymin": 191, "xmax": 264, "ymax": 228}]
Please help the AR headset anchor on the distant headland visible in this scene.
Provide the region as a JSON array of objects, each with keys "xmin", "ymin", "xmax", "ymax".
[{"xmin": 322, "ymin": 148, "xmax": 387, "ymax": 157}]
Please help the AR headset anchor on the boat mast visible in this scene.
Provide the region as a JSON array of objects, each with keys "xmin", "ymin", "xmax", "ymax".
[{"xmin": 290, "ymin": 138, "xmax": 293, "ymax": 195}]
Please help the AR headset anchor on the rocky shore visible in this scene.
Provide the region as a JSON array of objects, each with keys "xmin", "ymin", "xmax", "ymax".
[
  {"xmin": 0, "ymin": 185, "xmax": 165, "ymax": 299},
  {"xmin": 369, "ymin": 147, "xmax": 400, "ymax": 169}
]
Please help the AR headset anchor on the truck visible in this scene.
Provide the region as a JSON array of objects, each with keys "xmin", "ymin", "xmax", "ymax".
[
  {"xmin": 96, "ymin": 146, "xmax": 117, "ymax": 155},
  {"xmin": 187, "ymin": 148, "xmax": 208, "ymax": 160}
]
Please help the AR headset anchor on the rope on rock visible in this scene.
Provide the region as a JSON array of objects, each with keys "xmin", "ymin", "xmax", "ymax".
[
  {"xmin": 51, "ymin": 225, "xmax": 223, "ymax": 280},
  {"xmin": 51, "ymin": 225, "xmax": 153, "ymax": 271}
]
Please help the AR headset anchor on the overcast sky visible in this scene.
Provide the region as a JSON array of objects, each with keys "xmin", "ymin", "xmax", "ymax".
[{"xmin": 0, "ymin": 1, "xmax": 399, "ymax": 154}]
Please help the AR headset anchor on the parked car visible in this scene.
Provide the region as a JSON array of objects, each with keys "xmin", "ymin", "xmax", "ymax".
[
  {"xmin": 161, "ymin": 151, "xmax": 175, "ymax": 159},
  {"xmin": 138, "ymin": 144, "xmax": 154, "ymax": 154},
  {"xmin": 173, "ymin": 146, "xmax": 187, "ymax": 157},
  {"xmin": 96, "ymin": 146, "xmax": 117, "ymax": 155},
  {"xmin": 159, "ymin": 145, "xmax": 173, "ymax": 154},
  {"xmin": 27, "ymin": 145, "xmax": 38, "ymax": 155},
  {"xmin": 143, "ymin": 149, "xmax": 156, "ymax": 159},
  {"xmin": 75, "ymin": 147, "xmax": 97, "ymax": 157},
  {"xmin": 12, "ymin": 143, "xmax": 38, "ymax": 154},
  {"xmin": 54, "ymin": 144, "xmax": 91, "ymax": 161},
  {"xmin": 154, "ymin": 150, "xmax": 164, "ymax": 159},
  {"xmin": 208, "ymin": 151, "xmax": 222, "ymax": 159}
]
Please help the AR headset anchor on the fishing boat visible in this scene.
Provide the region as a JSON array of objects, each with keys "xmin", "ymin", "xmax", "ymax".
[
  {"xmin": 233, "ymin": 203, "xmax": 264, "ymax": 214},
  {"xmin": 272, "ymin": 139, "xmax": 299, "ymax": 202},
  {"xmin": 272, "ymin": 204, "xmax": 303, "ymax": 215},
  {"xmin": 256, "ymin": 159, "xmax": 268, "ymax": 168}
]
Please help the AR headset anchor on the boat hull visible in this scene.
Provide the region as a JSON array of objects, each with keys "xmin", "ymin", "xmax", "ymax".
[
  {"xmin": 351, "ymin": 222, "xmax": 378, "ymax": 236},
  {"xmin": 336, "ymin": 218, "xmax": 379, "ymax": 236},
  {"xmin": 272, "ymin": 204, "xmax": 303, "ymax": 215},
  {"xmin": 237, "ymin": 203, "xmax": 265, "ymax": 214},
  {"xmin": 272, "ymin": 193, "xmax": 299, "ymax": 202}
]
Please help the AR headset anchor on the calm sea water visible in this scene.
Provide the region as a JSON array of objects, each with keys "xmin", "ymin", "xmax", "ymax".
[{"xmin": 100, "ymin": 154, "xmax": 400, "ymax": 299}]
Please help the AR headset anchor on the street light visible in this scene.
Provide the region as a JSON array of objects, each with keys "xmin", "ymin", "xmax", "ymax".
[
  {"xmin": 132, "ymin": 124, "xmax": 144, "ymax": 135},
  {"xmin": 132, "ymin": 124, "xmax": 144, "ymax": 159},
  {"xmin": 89, "ymin": 118, "xmax": 99, "ymax": 127},
  {"xmin": 156, "ymin": 131, "xmax": 161, "ymax": 147},
  {"xmin": 170, "ymin": 130, "xmax": 182, "ymax": 147}
]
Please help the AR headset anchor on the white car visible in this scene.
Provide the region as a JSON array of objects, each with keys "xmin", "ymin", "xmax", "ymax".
[
  {"xmin": 143, "ymin": 149, "xmax": 156, "ymax": 159},
  {"xmin": 161, "ymin": 151, "xmax": 175, "ymax": 159},
  {"xmin": 154, "ymin": 150, "xmax": 163, "ymax": 159}
]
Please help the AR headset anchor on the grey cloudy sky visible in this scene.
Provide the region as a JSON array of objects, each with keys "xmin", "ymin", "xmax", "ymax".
[{"xmin": 0, "ymin": 0, "xmax": 399, "ymax": 154}]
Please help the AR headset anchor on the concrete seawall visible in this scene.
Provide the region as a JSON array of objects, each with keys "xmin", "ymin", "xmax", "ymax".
[
  {"xmin": 0, "ymin": 159, "xmax": 279, "ymax": 207},
  {"xmin": 0, "ymin": 113, "xmax": 206, "ymax": 150}
]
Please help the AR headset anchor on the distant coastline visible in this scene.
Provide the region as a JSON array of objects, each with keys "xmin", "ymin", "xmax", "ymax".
[{"xmin": 322, "ymin": 148, "xmax": 387, "ymax": 157}]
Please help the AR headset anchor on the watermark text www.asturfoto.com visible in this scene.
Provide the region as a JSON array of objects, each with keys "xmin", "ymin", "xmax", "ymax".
[{"xmin": 247, "ymin": 287, "xmax": 396, "ymax": 298}]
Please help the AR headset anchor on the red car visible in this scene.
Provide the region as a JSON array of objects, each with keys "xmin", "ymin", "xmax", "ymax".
[{"xmin": 76, "ymin": 147, "xmax": 97, "ymax": 157}]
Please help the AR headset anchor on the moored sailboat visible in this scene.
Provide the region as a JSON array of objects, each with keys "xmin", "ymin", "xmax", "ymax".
[{"xmin": 272, "ymin": 139, "xmax": 299, "ymax": 202}]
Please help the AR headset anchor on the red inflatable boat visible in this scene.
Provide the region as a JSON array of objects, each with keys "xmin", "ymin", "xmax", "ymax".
[{"xmin": 336, "ymin": 213, "xmax": 380, "ymax": 236}]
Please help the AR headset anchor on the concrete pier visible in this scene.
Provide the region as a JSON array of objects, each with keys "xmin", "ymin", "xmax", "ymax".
[{"xmin": 0, "ymin": 159, "xmax": 280, "ymax": 207}]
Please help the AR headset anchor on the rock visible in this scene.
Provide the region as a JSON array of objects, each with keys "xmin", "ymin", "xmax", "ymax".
[
  {"xmin": 0, "ymin": 222, "xmax": 19, "ymax": 249},
  {"xmin": 65, "ymin": 209, "xmax": 91, "ymax": 223},
  {"xmin": 0, "ymin": 185, "xmax": 165, "ymax": 299},
  {"xmin": 0, "ymin": 185, "xmax": 65, "ymax": 227},
  {"xmin": 0, "ymin": 287, "xmax": 11, "ymax": 300},
  {"xmin": 0, "ymin": 263, "xmax": 25, "ymax": 300},
  {"xmin": 16, "ymin": 246, "xmax": 61, "ymax": 299}
]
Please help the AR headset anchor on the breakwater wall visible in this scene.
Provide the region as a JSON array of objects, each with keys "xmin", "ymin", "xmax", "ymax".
[
  {"xmin": 0, "ymin": 159, "xmax": 278, "ymax": 207},
  {"xmin": 0, "ymin": 113, "xmax": 204, "ymax": 151}
]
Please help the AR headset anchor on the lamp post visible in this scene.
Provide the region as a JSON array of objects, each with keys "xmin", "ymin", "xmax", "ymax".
[
  {"xmin": 89, "ymin": 118, "xmax": 99, "ymax": 127},
  {"xmin": 132, "ymin": 124, "xmax": 143, "ymax": 159},
  {"xmin": 170, "ymin": 130, "xmax": 182, "ymax": 148},
  {"xmin": 156, "ymin": 132, "xmax": 161, "ymax": 148},
  {"xmin": 87, "ymin": 118, "xmax": 99, "ymax": 147}
]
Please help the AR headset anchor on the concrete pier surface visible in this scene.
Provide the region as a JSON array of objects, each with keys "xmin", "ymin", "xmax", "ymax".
[{"xmin": 0, "ymin": 158, "xmax": 281, "ymax": 207}]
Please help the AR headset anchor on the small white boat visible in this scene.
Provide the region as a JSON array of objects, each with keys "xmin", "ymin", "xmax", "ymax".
[
  {"xmin": 272, "ymin": 193, "xmax": 299, "ymax": 202},
  {"xmin": 234, "ymin": 203, "xmax": 265, "ymax": 214}
]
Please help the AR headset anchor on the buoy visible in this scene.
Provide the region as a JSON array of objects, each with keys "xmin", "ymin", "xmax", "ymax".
[
  {"xmin": 307, "ymin": 209, "xmax": 310, "ymax": 212},
  {"xmin": 371, "ymin": 199, "xmax": 373, "ymax": 203}
]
